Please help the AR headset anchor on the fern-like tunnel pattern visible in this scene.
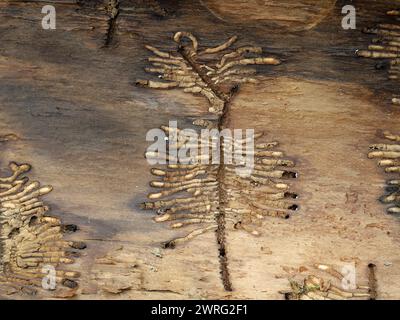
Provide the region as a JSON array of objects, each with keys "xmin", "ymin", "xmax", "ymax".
[{"xmin": 139, "ymin": 32, "xmax": 299, "ymax": 291}]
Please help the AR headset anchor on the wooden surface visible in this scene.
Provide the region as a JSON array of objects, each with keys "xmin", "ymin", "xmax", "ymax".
[
  {"xmin": 1, "ymin": 0, "xmax": 400, "ymax": 299},
  {"xmin": 200, "ymin": 0, "xmax": 337, "ymax": 30}
]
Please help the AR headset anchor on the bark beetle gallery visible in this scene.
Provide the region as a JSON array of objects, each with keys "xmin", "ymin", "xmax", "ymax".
[
  {"xmin": 137, "ymin": 31, "xmax": 299, "ymax": 291},
  {"xmin": 0, "ymin": 162, "xmax": 85, "ymax": 297},
  {"xmin": 368, "ymin": 131, "xmax": 400, "ymax": 215}
]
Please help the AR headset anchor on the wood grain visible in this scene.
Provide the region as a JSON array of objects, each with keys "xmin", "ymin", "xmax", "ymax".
[
  {"xmin": 200, "ymin": 0, "xmax": 337, "ymax": 31},
  {"xmin": 0, "ymin": 0, "xmax": 399, "ymax": 299}
]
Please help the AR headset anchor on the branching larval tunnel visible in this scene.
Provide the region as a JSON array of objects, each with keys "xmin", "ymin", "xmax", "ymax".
[{"xmin": 138, "ymin": 32, "xmax": 299, "ymax": 291}]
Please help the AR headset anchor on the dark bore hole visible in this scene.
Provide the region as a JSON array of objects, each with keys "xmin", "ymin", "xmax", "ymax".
[
  {"xmin": 375, "ymin": 61, "xmax": 390, "ymax": 70},
  {"xmin": 284, "ymin": 293, "xmax": 293, "ymax": 300},
  {"xmin": 28, "ymin": 216, "xmax": 39, "ymax": 227},
  {"xmin": 385, "ymin": 186, "xmax": 399, "ymax": 193},
  {"xmin": 282, "ymin": 171, "xmax": 298, "ymax": 179},
  {"xmin": 284, "ymin": 192, "xmax": 298, "ymax": 199},
  {"xmin": 163, "ymin": 241, "xmax": 175, "ymax": 249},
  {"xmin": 71, "ymin": 241, "xmax": 87, "ymax": 250},
  {"xmin": 62, "ymin": 279, "xmax": 78, "ymax": 289},
  {"xmin": 230, "ymin": 84, "xmax": 240, "ymax": 95},
  {"xmin": 62, "ymin": 224, "xmax": 78, "ymax": 233},
  {"xmin": 8, "ymin": 228, "xmax": 20, "ymax": 238}
]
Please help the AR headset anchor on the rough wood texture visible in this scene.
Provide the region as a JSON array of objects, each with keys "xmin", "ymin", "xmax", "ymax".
[
  {"xmin": 200, "ymin": 0, "xmax": 337, "ymax": 31},
  {"xmin": 0, "ymin": 0, "xmax": 400, "ymax": 299}
]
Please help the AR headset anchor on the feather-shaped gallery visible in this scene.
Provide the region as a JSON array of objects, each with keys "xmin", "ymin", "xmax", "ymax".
[
  {"xmin": 0, "ymin": 162, "xmax": 85, "ymax": 297},
  {"xmin": 136, "ymin": 31, "xmax": 280, "ymax": 114},
  {"xmin": 137, "ymin": 32, "xmax": 294, "ymax": 291},
  {"xmin": 142, "ymin": 125, "xmax": 299, "ymax": 248},
  {"xmin": 368, "ymin": 131, "xmax": 400, "ymax": 215}
]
